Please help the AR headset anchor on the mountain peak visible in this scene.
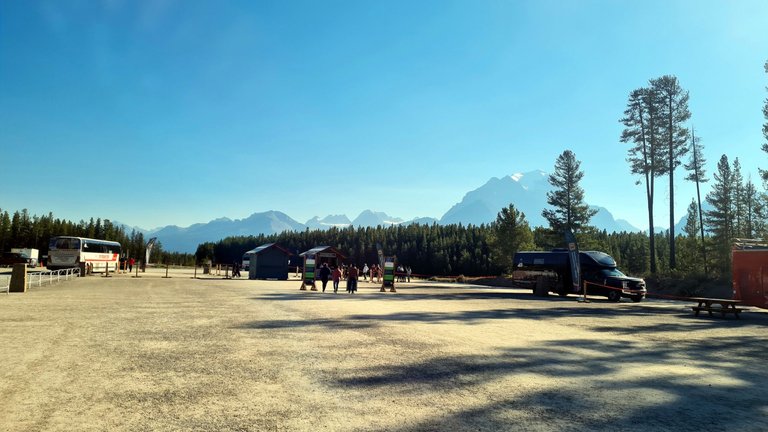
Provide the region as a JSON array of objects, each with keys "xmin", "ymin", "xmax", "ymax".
[
  {"xmin": 352, "ymin": 210, "xmax": 403, "ymax": 227},
  {"xmin": 134, "ymin": 170, "xmax": 645, "ymax": 253}
]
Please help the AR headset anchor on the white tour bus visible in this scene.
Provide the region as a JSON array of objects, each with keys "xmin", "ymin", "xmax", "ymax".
[{"xmin": 47, "ymin": 236, "xmax": 122, "ymax": 272}]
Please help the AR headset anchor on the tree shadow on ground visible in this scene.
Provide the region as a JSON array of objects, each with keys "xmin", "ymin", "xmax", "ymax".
[
  {"xmin": 249, "ymin": 283, "xmax": 656, "ymax": 303},
  {"xmin": 235, "ymin": 318, "xmax": 376, "ymax": 331},
  {"xmin": 235, "ymin": 305, "xmax": 767, "ymax": 336},
  {"xmin": 332, "ymin": 337, "xmax": 768, "ymax": 431}
]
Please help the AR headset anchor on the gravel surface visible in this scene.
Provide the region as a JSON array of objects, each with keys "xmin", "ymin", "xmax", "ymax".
[{"xmin": 1, "ymin": 268, "xmax": 767, "ymax": 431}]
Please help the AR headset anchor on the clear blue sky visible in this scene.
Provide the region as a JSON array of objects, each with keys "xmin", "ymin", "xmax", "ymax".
[{"xmin": 2, "ymin": 0, "xmax": 767, "ymax": 231}]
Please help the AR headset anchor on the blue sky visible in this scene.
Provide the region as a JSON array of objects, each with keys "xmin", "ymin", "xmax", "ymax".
[{"xmin": 1, "ymin": 0, "xmax": 767, "ymax": 231}]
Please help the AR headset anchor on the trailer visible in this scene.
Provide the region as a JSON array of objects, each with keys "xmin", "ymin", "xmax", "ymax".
[
  {"xmin": 11, "ymin": 248, "xmax": 39, "ymax": 267},
  {"xmin": 732, "ymin": 240, "xmax": 768, "ymax": 309}
]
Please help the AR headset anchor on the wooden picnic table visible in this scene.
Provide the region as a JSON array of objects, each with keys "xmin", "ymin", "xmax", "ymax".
[{"xmin": 689, "ymin": 297, "xmax": 744, "ymax": 319}]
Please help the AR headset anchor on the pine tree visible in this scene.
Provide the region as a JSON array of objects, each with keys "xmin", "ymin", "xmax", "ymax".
[
  {"xmin": 489, "ymin": 204, "xmax": 533, "ymax": 271},
  {"xmin": 760, "ymin": 60, "xmax": 768, "ymax": 184},
  {"xmin": 542, "ymin": 150, "xmax": 597, "ymax": 235},
  {"xmin": 742, "ymin": 178, "xmax": 764, "ymax": 239},
  {"xmin": 683, "ymin": 199, "xmax": 700, "ymax": 239},
  {"xmin": 679, "ymin": 199, "xmax": 702, "ymax": 273},
  {"xmin": 653, "ymin": 75, "xmax": 691, "ymax": 269},
  {"xmin": 732, "ymin": 158, "xmax": 745, "ymax": 237},
  {"xmin": 705, "ymin": 155, "xmax": 734, "ymax": 276},
  {"xmin": 621, "ymin": 86, "xmax": 664, "ymax": 273}
]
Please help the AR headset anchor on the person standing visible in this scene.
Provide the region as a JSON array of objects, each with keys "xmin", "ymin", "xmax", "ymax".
[
  {"xmin": 319, "ymin": 263, "xmax": 331, "ymax": 292},
  {"xmin": 406, "ymin": 266, "xmax": 412, "ymax": 282},
  {"xmin": 347, "ymin": 265, "xmax": 359, "ymax": 294},
  {"xmin": 129, "ymin": 257, "xmax": 135, "ymax": 272},
  {"xmin": 362, "ymin": 263, "xmax": 369, "ymax": 281},
  {"xmin": 332, "ymin": 266, "xmax": 342, "ymax": 293}
]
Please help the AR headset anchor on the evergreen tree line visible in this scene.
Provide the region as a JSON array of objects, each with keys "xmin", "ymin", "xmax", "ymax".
[
  {"xmin": 195, "ymin": 221, "xmax": 681, "ymax": 278},
  {"xmin": 0, "ymin": 209, "xmax": 195, "ymax": 266},
  {"xmin": 196, "ymin": 223, "xmax": 498, "ymax": 277},
  {"xmin": 2, "ymin": 202, "xmax": 746, "ymax": 279}
]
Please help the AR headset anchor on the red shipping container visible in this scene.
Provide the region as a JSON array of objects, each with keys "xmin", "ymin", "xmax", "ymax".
[{"xmin": 732, "ymin": 248, "xmax": 768, "ymax": 309}]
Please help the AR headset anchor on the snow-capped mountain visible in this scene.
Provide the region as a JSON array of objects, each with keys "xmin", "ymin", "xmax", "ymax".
[
  {"xmin": 125, "ymin": 170, "xmax": 649, "ymax": 252},
  {"xmin": 440, "ymin": 170, "xmax": 551, "ymax": 226},
  {"xmin": 305, "ymin": 214, "xmax": 353, "ymax": 230},
  {"xmin": 352, "ymin": 210, "xmax": 404, "ymax": 227},
  {"xmin": 440, "ymin": 170, "xmax": 641, "ymax": 232}
]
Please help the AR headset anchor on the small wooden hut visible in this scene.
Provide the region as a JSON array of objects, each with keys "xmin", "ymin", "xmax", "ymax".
[{"xmin": 246, "ymin": 243, "xmax": 291, "ymax": 280}]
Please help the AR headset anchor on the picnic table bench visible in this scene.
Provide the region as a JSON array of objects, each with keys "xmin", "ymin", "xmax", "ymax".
[{"xmin": 689, "ymin": 297, "xmax": 744, "ymax": 319}]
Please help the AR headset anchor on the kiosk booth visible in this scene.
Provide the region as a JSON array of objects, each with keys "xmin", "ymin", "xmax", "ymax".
[{"xmin": 298, "ymin": 246, "xmax": 346, "ymax": 291}]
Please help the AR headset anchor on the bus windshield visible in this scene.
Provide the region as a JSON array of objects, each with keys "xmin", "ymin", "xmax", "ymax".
[{"xmin": 49, "ymin": 237, "xmax": 81, "ymax": 250}]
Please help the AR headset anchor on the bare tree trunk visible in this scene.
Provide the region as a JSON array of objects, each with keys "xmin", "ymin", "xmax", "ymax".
[
  {"xmin": 668, "ymin": 97, "xmax": 677, "ymax": 270},
  {"xmin": 647, "ymin": 171, "xmax": 657, "ymax": 274},
  {"xmin": 691, "ymin": 129, "xmax": 707, "ymax": 275}
]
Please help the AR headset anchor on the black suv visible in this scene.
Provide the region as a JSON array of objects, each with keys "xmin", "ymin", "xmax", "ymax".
[{"xmin": 0, "ymin": 252, "xmax": 33, "ymax": 267}]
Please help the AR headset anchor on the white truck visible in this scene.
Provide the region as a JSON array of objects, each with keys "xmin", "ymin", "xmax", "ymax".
[{"xmin": 11, "ymin": 248, "xmax": 39, "ymax": 267}]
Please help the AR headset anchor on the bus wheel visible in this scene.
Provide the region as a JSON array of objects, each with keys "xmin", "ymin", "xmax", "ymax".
[
  {"xmin": 631, "ymin": 295, "xmax": 643, "ymax": 303},
  {"xmin": 607, "ymin": 290, "xmax": 621, "ymax": 302}
]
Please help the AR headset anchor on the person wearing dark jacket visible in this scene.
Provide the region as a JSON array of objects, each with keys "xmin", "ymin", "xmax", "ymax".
[
  {"xmin": 319, "ymin": 263, "xmax": 332, "ymax": 292},
  {"xmin": 347, "ymin": 265, "xmax": 359, "ymax": 294}
]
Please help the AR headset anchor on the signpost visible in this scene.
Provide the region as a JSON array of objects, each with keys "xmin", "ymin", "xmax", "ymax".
[
  {"xmin": 381, "ymin": 256, "xmax": 397, "ymax": 292},
  {"xmin": 145, "ymin": 237, "xmax": 157, "ymax": 272},
  {"xmin": 565, "ymin": 228, "xmax": 586, "ymax": 302},
  {"xmin": 299, "ymin": 254, "xmax": 317, "ymax": 291}
]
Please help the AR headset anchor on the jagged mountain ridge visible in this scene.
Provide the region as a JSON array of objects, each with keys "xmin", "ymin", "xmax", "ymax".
[
  {"xmin": 149, "ymin": 211, "xmax": 305, "ymax": 253},
  {"xmin": 439, "ymin": 170, "xmax": 641, "ymax": 233},
  {"xmin": 130, "ymin": 170, "xmax": 650, "ymax": 252},
  {"xmin": 440, "ymin": 171, "xmax": 550, "ymax": 226}
]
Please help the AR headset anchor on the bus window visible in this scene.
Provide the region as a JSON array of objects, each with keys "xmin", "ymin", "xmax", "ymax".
[{"xmin": 52, "ymin": 237, "xmax": 80, "ymax": 250}]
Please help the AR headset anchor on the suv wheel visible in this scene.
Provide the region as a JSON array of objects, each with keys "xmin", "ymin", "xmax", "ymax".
[{"xmin": 607, "ymin": 290, "xmax": 622, "ymax": 302}]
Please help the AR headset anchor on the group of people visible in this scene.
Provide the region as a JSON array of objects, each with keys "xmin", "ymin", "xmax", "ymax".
[
  {"xmin": 361, "ymin": 263, "xmax": 384, "ymax": 282},
  {"xmin": 231, "ymin": 261, "xmax": 242, "ymax": 278},
  {"xmin": 396, "ymin": 264, "xmax": 412, "ymax": 282},
  {"xmin": 316, "ymin": 263, "xmax": 358, "ymax": 293},
  {"xmin": 118, "ymin": 256, "xmax": 136, "ymax": 272},
  {"xmin": 314, "ymin": 262, "xmax": 413, "ymax": 293}
]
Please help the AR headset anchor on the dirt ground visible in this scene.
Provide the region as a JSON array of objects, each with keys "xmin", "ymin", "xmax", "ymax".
[{"xmin": 1, "ymin": 268, "xmax": 767, "ymax": 431}]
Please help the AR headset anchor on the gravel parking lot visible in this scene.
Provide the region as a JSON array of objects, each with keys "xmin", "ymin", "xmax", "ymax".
[{"xmin": 1, "ymin": 269, "xmax": 767, "ymax": 431}]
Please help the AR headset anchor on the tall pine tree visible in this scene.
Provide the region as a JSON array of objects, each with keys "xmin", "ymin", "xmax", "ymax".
[
  {"xmin": 621, "ymin": 87, "xmax": 664, "ymax": 273},
  {"xmin": 732, "ymin": 158, "xmax": 745, "ymax": 237},
  {"xmin": 761, "ymin": 60, "xmax": 768, "ymax": 184},
  {"xmin": 742, "ymin": 178, "xmax": 763, "ymax": 239},
  {"xmin": 542, "ymin": 150, "xmax": 596, "ymax": 235},
  {"xmin": 705, "ymin": 155, "xmax": 734, "ymax": 276},
  {"xmin": 683, "ymin": 127, "xmax": 708, "ymax": 273},
  {"xmin": 653, "ymin": 75, "xmax": 691, "ymax": 270}
]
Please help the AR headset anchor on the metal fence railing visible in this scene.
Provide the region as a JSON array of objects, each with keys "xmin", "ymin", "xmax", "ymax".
[
  {"xmin": 25, "ymin": 268, "xmax": 81, "ymax": 291},
  {"xmin": 0, "ymin": 274, "xmax": 9, "ymax": 294}
]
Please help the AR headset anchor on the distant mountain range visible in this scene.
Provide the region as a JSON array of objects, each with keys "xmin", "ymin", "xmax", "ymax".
[
  {"xmin": 438, "ymin": 170, "xmax": 640, "ymax": 233},
  {"xmin": 128, "ymin": 170, "xmax": 657, "ymax": 252}
]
